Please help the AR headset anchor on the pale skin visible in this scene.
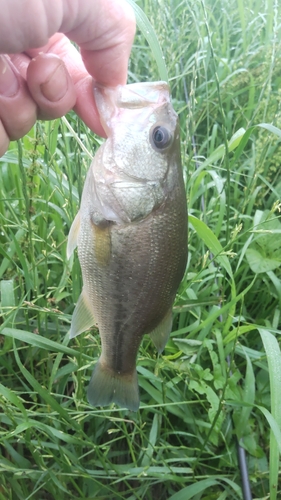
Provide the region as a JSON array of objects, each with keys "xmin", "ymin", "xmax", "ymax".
[{"xmin": 0, "ymin": 0, "xmax": 136, "ymax": 156}]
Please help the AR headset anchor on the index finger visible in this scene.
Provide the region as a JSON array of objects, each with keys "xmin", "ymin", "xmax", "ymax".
[
  {"xmin": 77, "ymin": 1, "xmax": 136, "ymax": 86},
  {"xmin": 25, "ymin": 34, "xmax": 105, "ymax": 135}
]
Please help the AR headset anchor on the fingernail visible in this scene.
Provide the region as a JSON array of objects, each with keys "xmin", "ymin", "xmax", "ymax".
[
  {"xmin": 0, "ymin": 56, "xmax": 19, "ymax": 97},
  {"xmin": 40, "ymin": 63, "xmax": 68, "ymax": 102}
]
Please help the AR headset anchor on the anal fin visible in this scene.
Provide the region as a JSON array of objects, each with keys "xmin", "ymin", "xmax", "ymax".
[
  {"xmin": 70, "ymin": 289, "xmax": 96, "ymax": 338},
  {"xmin": 149, "ymin": 309, "xmax": 173, "ymax": 353}
]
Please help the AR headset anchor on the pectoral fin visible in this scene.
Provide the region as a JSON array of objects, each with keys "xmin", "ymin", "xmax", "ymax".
[
  {"xmin": 93, "ymin": 223, "xmax": 111, "ymax": 267},
  {"xmin": 67, "ymin": 211, "xmax": 81, "ymax": 259},
  {"xmin": 70, "ymin": 289, "xmax": 96, "ymax": 338},
  {"xmin": 149, "ymin": 309, "xmax": 173, "ymax": 353}
]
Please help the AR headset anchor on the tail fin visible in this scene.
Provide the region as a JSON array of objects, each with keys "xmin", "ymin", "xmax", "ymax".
[{"xmin": 87, "ymin": 360, "xmax": 140, "ymax": 412}]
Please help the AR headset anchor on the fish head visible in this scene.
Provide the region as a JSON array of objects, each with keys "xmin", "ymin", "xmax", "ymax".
[
  {"xmin": 94, "ymin": 81, "xmax": 180, "ymax": 183},
  {"xmin": 86, "ymin": 81, "xmax": 182, "ymax": 225}
]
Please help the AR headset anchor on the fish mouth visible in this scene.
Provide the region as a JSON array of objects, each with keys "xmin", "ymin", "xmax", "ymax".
[{"xmin": 93, "ymin": 81, "xmax": 172, "ymax": 135}]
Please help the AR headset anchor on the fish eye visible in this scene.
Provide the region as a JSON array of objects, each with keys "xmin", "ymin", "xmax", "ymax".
[{"xmin": 150, "ymin": 125, "xmax": 172, "ymax": 151}]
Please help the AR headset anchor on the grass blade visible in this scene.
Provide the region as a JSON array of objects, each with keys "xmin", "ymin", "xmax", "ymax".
[
  {"xmin": 259, "ymin": 329, "xmax": 281, "ymax": 500},
  {"xmin": 1, "ymin": 327, "xmax": 92, "ymax": 360},
  {"xmin": 127, "ymin": 0, "xmax": 169, "ymax": 82}
]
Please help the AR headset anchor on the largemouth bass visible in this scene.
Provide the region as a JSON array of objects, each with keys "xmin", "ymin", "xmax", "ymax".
[{"xmin": 67, "ymin": 81, "xmax": 187, "ymax": 411}]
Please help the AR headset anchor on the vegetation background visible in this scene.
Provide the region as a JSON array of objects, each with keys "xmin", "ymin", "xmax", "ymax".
[{"xmin": 1, "ymin": 0, "xmax": 281, "ymax": 498}]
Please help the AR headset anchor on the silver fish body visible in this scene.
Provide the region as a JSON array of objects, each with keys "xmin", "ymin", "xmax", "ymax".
[{"xmin": 67, "ymin": 81, "xmax": 187, "ymax": 411}]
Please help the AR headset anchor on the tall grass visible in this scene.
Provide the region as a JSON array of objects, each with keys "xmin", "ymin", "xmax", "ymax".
[{"xmin": 1, "ymin": 0, "xmax": 281, "ymax": 498}]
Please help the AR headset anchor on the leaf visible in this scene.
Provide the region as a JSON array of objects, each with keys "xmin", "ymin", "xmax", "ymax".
[
  {"xmin": 246, "ymin": 211, "xmax": 281, "ymax": 273},
  {"xmin": 0, "ymin": 280, "xmax": 16, "ymax": 346},
  {"xmin": 188, "ymin": 215, "xmax": 233, "ymax": 279},
  {"xmin": 245, "ymin": 247, "xmax": 281, "ymax": 273},
  {"xmin": 141, "ymin": 413, "xmax": 159, "ymax": 466},
  {"xmin": 1, "ymin": 327, "xmax": 92, "ymax": 360},
  {"xmin": 0, "ymin": 279, "xmax": 15, "ymax": 308},
  {"xmin": 258, "ymin": 123, "xmax": 281, "ymax": 139},
  {"xmin": 12, "ymin": 339, "xmax": 82, "ymax": 433},
  {"xmin": 126, "ymin": 0, "xmax": 169, "ymax": 82},
  {"xmin": 256, "ymin": 404, "xmax": 281, "ymax": 455},
  {"xmin": 0, "ymin": 383, "xmax": 27, "ymax": 417},
  {"xmin": 199, "ymin": 128, "xmax": 246, "ymax": 169},
  {"xmin": 169, "ymin": 478, "xmax": 219, "ymax": 500},
  {"xmin": 259, "ymin": 329, "xmax": 281, "ymax": 500},
  {"xmin": 228, "ymin": 127, "xmax": 246, "ymax": 151},
  {"xmin": 173, "ymin": 338, "xmax": 202, "ymax": 355},
  {"xmin": 234, "ymin": 351, "xmax": 255, "ymax": 440}
]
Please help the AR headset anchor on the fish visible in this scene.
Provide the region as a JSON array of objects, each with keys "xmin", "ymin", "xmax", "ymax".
[{"xmin": 67, "ymin": 81, "xmax": 187, "ymax": 411}]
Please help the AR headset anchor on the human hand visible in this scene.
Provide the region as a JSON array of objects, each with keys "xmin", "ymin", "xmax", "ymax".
[{"xmin": 0, "ymin": 0, "xmax": 136, "ymax": 156}]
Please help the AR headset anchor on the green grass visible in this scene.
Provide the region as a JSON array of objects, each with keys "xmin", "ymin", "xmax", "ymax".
[{"xmin": 1, "ymin": 0, "xmax": 281, "ymax": 498}]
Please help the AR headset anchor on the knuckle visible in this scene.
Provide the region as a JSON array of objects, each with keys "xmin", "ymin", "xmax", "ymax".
[
  {"xmin": 0, "ymin": 120, "xmax": 10, "ymax": 157},
  {"xmin": 3, "ymin": 106, "xmax": 37, "ymax": 141}
]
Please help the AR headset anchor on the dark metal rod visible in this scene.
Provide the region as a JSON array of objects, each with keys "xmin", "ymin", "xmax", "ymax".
[{"xmin": 237, "ymin": 440, "xmax": 253, "ymax": 500}]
